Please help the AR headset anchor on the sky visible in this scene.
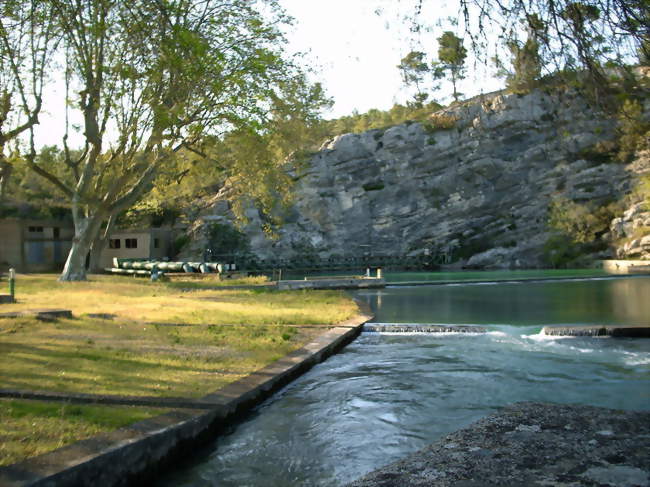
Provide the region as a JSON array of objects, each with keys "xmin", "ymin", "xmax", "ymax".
[
  {"xmin": 280, "ymin": 0, "xmax": 503, "ymax": 118},
  {"xmin": 32, "ymin": 0, "xmax": 504, "ymax": 148}
]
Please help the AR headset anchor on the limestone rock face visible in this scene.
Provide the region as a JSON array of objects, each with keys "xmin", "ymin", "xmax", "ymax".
[
  {"xmin": 202, "ymin": 90, "xmax": 647, "ymax": 268},
  {"xmin": 609, "ymin": 150, "xmax": 650, "ymax": 260}
]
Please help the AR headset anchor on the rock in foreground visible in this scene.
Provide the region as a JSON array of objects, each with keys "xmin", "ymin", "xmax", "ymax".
[{"xmin": 347, "ymin": 402, "xmax": 650, "ymax": 487}]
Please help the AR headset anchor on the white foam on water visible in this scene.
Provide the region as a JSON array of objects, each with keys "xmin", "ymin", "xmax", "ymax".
[
  {"xmin": 362, "ymin": 322, "xmax": 491, "ymax": 336},
  {"xmin": 486, "ymin": 331, "xmax": 508, "ymax": 337},
  {"xmin": 620, "ymin": 350, "xmax": 650, "ymax": 366},
  {"xmin": 363, "ymin": 331, "xmax": 486, "ymax": 336},
  {"xmin": 524, "ymin": 332, "xmax": 578, "ymax": 341}
]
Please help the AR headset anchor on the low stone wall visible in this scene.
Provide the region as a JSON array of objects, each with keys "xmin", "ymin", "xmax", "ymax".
[
  {"xmin": 277, "ymin": 277, "xmax": 385, "ymax": 290},
  {"xmin": 348, "ymin": 402, "xmax": 650, "ymax": 487},
  {"xmin": 0, "ymin": 313, "xmax": 372, "ymax": 487}
]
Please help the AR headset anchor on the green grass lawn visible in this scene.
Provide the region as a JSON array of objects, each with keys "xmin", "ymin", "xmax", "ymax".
[
  {"xmin": 0, "ymin": 399, "xmax": 166, "ymax": 467},
  {"xmin": 0, "ymin": 273, "xmax": 360, "ymax": 466},
  {"xmin": 0, "ymin": 316, "xmax": 317, "ymax": 397}
]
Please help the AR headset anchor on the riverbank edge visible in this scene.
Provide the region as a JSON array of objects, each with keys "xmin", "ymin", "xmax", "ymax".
[
  {"xmin": 347, "ymin": 402, "xmax": 650, "ymax": 487},
  {"xmin": 0, "ymin": 312, "xmax": 373, "ymax": 487},
  {"xmin": 387, "ymin": 272, "xmax": 650, "ymax": 287}
]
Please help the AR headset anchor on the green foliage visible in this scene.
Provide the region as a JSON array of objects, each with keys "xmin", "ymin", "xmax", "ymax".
[
  {"xmin": 206, "ymin": 223, "xmax": 250, "ymax": 257},
  {"xmin": 422, "ymin": 112, "xmax": 459, "ymax": 132},
  {"xmin": 542, "ymin": 234, "xmax": 583, "ymax": 267},
  {"xmin": 507, "ymin": 36, "xmax": 542, "ymax": 93},
  {"xmin": 636, "ymin": 175, "xmax": 650, "ymax": 210},
  {"xmin": 398, "ymin": 51, "xmax": 434, "ymax": 107},
  {"xmin": 436, "ymin": 31, "xmax": 467, "ymax": 102},
  {"xmin": 548, "ymin": 197, "xmax": 615, "ymax": 244},
  {"xmin": 322, "ymin": 101, "xmax": 443, "ymax": 136},
  {"xmin": 576, "ymin": 140, "xmax": 618, "ymax": 164},
  {"xmin": 173, "ymin": 234, "xmax": 190, "ymax": 255},
  {"xmin": 616, "ymin": 99, "xmax": 650, "ymax": 163},
  {"xmin": 544, "ymin": 196, "xmax": 618, "ymax": 266}
]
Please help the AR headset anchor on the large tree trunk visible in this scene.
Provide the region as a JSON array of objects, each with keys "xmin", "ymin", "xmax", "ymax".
[
  {"xmin": 59, "ymin": 214, "xmax": 104, "ymax": 281},
  {"xmin": 0, "ymin": 159, "xmax": 12, "ymax": 201},
  {"xmin": 88, "ymin": 215, "xmax": 115, "ymax": 273}
]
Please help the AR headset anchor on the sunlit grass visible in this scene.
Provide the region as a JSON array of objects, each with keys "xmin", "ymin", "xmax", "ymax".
[
  {"xmin": 0, "ymin": 273, "xmax": 360, "ymax": 465},
  {"xmin": 0, "ymin": 316, "xmax": 319, "ymax": 397},
  {"xmin": 0, "ymin": 399, "xmax": 166, "ymax": 466},
  {"xmin": 0, "ymin": 274, "xmax": 358, "ymax": 396},
  {"xmin": 0, "ymin": 274, "xmax": 358, "ymax": 325}
]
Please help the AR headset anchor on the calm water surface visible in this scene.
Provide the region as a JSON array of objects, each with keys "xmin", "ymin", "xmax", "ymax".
[{"xmin": 162, "ymin": 276, "xmax": 650, "ymax": 487}]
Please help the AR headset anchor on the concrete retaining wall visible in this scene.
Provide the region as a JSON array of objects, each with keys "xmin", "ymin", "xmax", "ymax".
[
  {"xmin": 277, "ymin": 278, "xmax": 385, "ymax": 290},
  {"xmin": 0, "ymin": 314, "xmax": 372, "ymax": 487}
]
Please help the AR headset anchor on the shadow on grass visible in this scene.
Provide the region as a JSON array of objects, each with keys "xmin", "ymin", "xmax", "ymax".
[{"xmin": 0, "ymin": 341, "xmax": 240, "ymax": 398}]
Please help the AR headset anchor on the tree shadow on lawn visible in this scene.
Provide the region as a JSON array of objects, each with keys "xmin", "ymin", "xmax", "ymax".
[{"xmin": 0, "ymin": 342, "xmax": 242, "ymax": 398}]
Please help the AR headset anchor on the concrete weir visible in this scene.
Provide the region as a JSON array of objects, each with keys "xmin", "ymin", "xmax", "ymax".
[
  {"xmin": 0, "ymin": 313, "xmax": 372, "ymax": 487},
  {"xmin": 277, "ymin": 277, "xmax": 385, "ymax": 290},
  {"xmin": 364, "ymin": 323, "xmax": 487, "ymax": 334},
  {"xmin": 542, "ymin": 325, "xmax": 650, "ymax": 337}
]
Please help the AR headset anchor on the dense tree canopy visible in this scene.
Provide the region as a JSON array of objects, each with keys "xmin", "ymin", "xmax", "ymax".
[
  {"xmin": 0, "ymin": 0, "xmax": 329, "ymax": 280},
  {"xmin": 0, "ymin": 1, "xmax": 58, "ymax": 200}
]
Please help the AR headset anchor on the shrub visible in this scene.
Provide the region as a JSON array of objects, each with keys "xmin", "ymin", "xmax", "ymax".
[
  {"xmin": 616, "ymin": 99, "xmax": 650, "ymax": 163},
  {"xmin": 422, "ymin": 113, "xmax": 459, "ymax": 133}
]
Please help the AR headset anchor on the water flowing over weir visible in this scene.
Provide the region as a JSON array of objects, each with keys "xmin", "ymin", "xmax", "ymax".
[
  {"xmin": 161, "ymin": 276, "xmax": 650, "ymax": 487},
  {"xmin": 363, "ymin": 323, "xmax": 487, "ymax": 334}
]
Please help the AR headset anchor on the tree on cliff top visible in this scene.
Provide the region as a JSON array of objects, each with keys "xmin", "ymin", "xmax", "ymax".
[
  {"xmin": 12, "ymin": 0, "xmax": 319, "ymax": 281},
  {"xmin": 464, "ymin": 0, "xmax": 646, "ymax": 97},
  {"xmin": 435, "ymin": 31, "xmax": 467, "ymax": 102}
]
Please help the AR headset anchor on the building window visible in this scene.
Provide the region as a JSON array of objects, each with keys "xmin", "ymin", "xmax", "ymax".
[
  {"xmin": 109, "ymin": 239, "xmax": 121, "ymax": 249},
  {"xmin": 153, "ymin": 238, "xmax": 160, "ymax": 249},
  {"xmin": 28, "ymin": 226, "xmax": 43, "ymax": 233},
  {"xmin": 125, "ymin": 238, "xmax": 138, "ymax": 249},
  {"xmin": 53, "ymin": 227, "xmax": 60, "ymax": 239}
]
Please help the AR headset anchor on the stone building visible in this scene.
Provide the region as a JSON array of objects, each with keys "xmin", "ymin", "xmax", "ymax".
[
  {"xmin": 0, "ymin": 218, "xmax": 74, "ymax": 272},
  {"xmin": 97, "ymin": 227, "xmax": 174, "ymax": 269},
  {"xmin": 0, "ymin": 219, "xmax": 175, "ymax": 272}
]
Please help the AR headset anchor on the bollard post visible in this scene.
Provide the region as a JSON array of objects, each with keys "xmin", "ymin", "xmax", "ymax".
[
  {"xmin": 377, "ymin": 268, "xmax": 382, "ymax": 279},
  {"xmin": 9, "ymin": 268, "xmax": 15, "ymax": 300},
  {"xmin": 366, "ymin": 268, "xmax": 370, "ymax": 278}
]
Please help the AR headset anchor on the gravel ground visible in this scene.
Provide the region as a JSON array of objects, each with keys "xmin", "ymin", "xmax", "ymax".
[{"xmin": 347, "ymin": 402, "xmax": 650, "ymax": 487}]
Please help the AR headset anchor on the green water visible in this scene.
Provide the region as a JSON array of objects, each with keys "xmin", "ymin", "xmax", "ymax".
[
  {"xmin": 363, "ymin": 275, "xmax": 650, "ymax": 326},
  {"xmin": 284, "ymin": 268, "xmax": 612, "ymax": 283},
  {"xmin": 384, "ymin": 268, "xmax": 610, "ymax": 283},
  {"xmin": 163, "ymin": 276, "xmax": 650, "ymax": 487}
]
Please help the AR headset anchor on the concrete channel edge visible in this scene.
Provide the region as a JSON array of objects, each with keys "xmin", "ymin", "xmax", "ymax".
[{"xmin": 0, "ymin": 313, "xmax": 373, "ymax": 487}]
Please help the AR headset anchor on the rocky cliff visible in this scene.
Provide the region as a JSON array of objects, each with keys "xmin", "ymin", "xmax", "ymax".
[{"xmin": 191, "ymin": 89, "xmax": 650, "ymax": 268}]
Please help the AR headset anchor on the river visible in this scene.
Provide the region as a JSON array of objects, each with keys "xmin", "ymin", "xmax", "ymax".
[{"xmin": 161, "ymin": 275, "xmax": 650, "ymax": 486}]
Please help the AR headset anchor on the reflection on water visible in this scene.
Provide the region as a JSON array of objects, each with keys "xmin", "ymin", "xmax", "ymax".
[
  {"xmin": 162, "ymin": 277, "xmax": 650, "ymax": 487},
  {"xmin": 359, "ymin": 277, "xmax": 650, "ymax": 326}
]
